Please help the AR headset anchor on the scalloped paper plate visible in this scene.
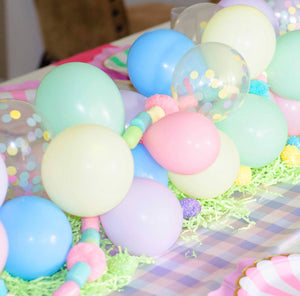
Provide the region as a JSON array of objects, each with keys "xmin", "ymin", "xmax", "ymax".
[
  {"xmin": 235, "ymin": 254, "xmax": 300, "ymax": 295},
  {"xmin": 103, "ymin": 48, "xmax": 129, "ymax": 74}
]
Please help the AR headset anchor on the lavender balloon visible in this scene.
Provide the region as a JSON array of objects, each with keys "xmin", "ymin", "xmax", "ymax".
[
  {"xmin": 100, "ymin": 178, "xmax": 183, "ymax": 257},
  {"xmin": 120, "ymin": 90, "xmax": 146, "ymax": 129}
]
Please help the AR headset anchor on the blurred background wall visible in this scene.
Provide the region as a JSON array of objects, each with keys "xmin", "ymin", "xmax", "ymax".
[{"xmin": 0, "ymin": 0, "xmax": 213, "ymax": 81}]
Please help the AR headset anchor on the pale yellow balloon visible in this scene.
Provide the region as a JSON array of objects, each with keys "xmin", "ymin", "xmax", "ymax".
[
  {"xmin": 201, "ymin": 5, "xmax": 276, "ymax": 79},
  {"xmin": 168, "ymin": 130, "xmax": 240, "ymax": 199},
  {"xmin": 41, "ymin": 123, "xmax": 134, "ymax": 217}
]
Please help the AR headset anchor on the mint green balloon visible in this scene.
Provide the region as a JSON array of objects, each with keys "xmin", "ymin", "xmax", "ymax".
[
  {"xmin": 35, "ymin": 62, "xmax": 125, "ymax": 135},
  {"xmin": 215, "ymin": 94, "xmax": 288, "ymax": 168},
  {"xmin": 266, "ymin": 30, "xmax": 300, "ymax": 101}
]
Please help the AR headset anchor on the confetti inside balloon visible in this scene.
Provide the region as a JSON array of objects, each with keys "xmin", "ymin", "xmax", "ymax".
[
  {"xmin": 267, "ymin": 0, "xmax": 300, "ymax": 35},
  {"xmin": 171, "ymin": 42, "xmax": 250, "ymax": 122},
  {"xmin": 0, "ymin": 99, "xmax": 53, "ymax": 200}
]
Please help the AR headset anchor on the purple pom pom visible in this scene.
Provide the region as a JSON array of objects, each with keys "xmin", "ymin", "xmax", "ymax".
[{"xmin": 180, "ymin": 198, "xmax": 201, "ymax": 219}]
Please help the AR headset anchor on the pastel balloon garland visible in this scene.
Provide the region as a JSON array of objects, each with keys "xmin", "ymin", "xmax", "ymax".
[{"xmin": 1, "ymin": 3, "xmax": 300, "ymax": 295}]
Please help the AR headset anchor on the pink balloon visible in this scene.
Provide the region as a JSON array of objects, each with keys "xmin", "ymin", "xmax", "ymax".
[
  {"xmin": 0, "ymin": 156, "xmax": 8, "ymax": 207},
  {"xmin": 218, "ymin": 0, "xmax": 279, "ymax": 36},
  {"xmin": 0, "ymin": 221, "xmax": 8, "ymax": 272},
  {"xmin": 271, "ymin": 91, "xmax": 300, "ymax": 136},
  {"xmin": 100, "ymin": 178, "xmax": 183, "ymax": 257},
  {"xmin": 143, "ymin": 111, "xmax": 221, "ymax": 175}
]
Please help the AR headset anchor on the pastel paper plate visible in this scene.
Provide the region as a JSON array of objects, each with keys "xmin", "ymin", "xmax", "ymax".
[
  {"xmin": 235, "ymin": 254, "xmax": 300, "ymax": 296},
  {"xmin": 104, "ymin": 48, "xmax": 129, "ymax": 74}
]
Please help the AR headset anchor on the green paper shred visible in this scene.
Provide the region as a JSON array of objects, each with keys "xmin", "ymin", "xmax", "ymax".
[
  {"xmin": 171, "ymin": 155, "xmax": 300, "ymax": 243},
  {"xmin": 1, "ymin": 155, "xmax": 299, "ymax": 295}
]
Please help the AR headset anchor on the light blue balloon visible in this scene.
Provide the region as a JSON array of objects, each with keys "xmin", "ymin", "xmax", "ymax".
[
  {"xmin": 0, "ymin": 195, "xmax": 72, "ymax": 280},
  {"xmin": 127, "ymin": 29, "xmax": 195, "ymax": 97},
  {"xmin": 131, "ymin": 144, "xmax": 169, "ymax": 186}
]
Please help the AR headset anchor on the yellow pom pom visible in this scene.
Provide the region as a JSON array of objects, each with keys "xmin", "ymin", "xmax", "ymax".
[
  {"xmin": 281, "ymin": 145, "xmax": 300, "ymax": 166},
  {"xmin": 234, "ymin": 166, "xmax": 252, "ymax": 186}
]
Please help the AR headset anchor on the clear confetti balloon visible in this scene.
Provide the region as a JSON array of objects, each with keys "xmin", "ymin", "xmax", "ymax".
[
  {"xmin": 171, "ymin": 42, "xmax": 250, "ymax": 122},
  {"xmin": 266, "ymin": 0, "xmax": 300, "ymax": 35},
  {"xmin": 0, "ymin": 99, "xmax": 53, "ymax": 200},
  {"xmin": 173, "ymin": 3, "xmax": 223, "ymax": 44}
]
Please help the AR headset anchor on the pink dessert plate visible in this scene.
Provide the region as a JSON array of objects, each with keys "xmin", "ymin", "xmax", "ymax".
[{"xmin": 235, "ymin": 253, "xmax": 300, "ymax": 296}]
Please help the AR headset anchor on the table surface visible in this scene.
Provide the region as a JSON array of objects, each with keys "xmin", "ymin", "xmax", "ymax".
[
  {"xmin": 0, "ymin": 22, "xmax": 169, "ymax": 88},
  {"xmin": 1, "ymin": 22, "xmax": 300, "ymax": 296}
]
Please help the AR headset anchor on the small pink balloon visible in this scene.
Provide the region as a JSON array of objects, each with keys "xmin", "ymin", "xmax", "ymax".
[
  {"xmin": 143, "ymin": 111, "xmax": 221, "ymax": 175},
  {"xmin": 0, "ymin": 221, "xmax": 8, "ymax": 272},
  {"xmin": 100, "ymin": 178, "xmax": 183, "ymax": 257},
  {"xmin": 270, "ymin": 91, "xmax": 300, "ymax": 136}
]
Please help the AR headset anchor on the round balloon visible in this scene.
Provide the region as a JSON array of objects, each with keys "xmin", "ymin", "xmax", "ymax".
[
  {"xmin": 266, "ymin": 30, "xmax": 300, "ymax": 101},
  {"xmin": 270, "ymin": 91, "xmax": 300, "ymax": 136},
  {"xmin": 0, "ymin": 221, "xmax": 8, "ymax": 273},
  {"xmin": 0, "ymin": 156, "xmax": 8, "ymax": 206},
  {"xmin": 168, "ymin": 130, "xmax": 240, "ymax": 199},
  {"xmin": 120, "ymin": 90, "xmax": 146, "ymax": 129},
  {"xmin": 131, "ymin": 144, "xmax": 168, "ymax": 186},
  {"xmin": 0, "ymin": 99, "xmax": 53, "ymax": 201},
  {"xmin": 143, "ymin": 111, "xmax": 221, "ymax": 175},
  {"xmin": 215, "ymin": 93, "xmax": 288, "ymax": 168},
  {"xmin": 218, "ymin": 0, "xmax": 279, "ymax": 36},
  {"xmin": 173, "ymin": 3, "xmax": 223, "ymax": 44},
  {"xmin": 127, "ymin": 29, "xmax": 195, "ymax": 97},
  {"xmin": 266, "ymin": 0, "xmax": 300, "ymax": 34},
  {"xmin": 0, "ymin": 195, "xmax": 72, "ymax": 280},
  {"xmin": 171, "ymin": 42, "xmax": 250, "ymax": 122},
  {"xmin": 41, "ymin": 123, "xmax": 134, "ymax": 217},
  {"xmin": 202, "ymin": 5, "xmax": 276, "ymax": 79},
  {"xmin": 35, "ymin": 62, "xmax": 125, "ymax": 135},
  {"xmin": 100, "ymin": 178, "xmax": 183, "ymax": 257}
]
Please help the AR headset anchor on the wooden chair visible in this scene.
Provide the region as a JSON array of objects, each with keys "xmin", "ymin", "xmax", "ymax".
[{"xmin": 34, "ymin": 0, "xmax": 130, "ymax": 64}]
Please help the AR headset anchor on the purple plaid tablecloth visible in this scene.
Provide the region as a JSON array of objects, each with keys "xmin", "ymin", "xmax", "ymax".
[{"xmin": 110, "ymin": 182, "xmax": 300, "ymax": 295}]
